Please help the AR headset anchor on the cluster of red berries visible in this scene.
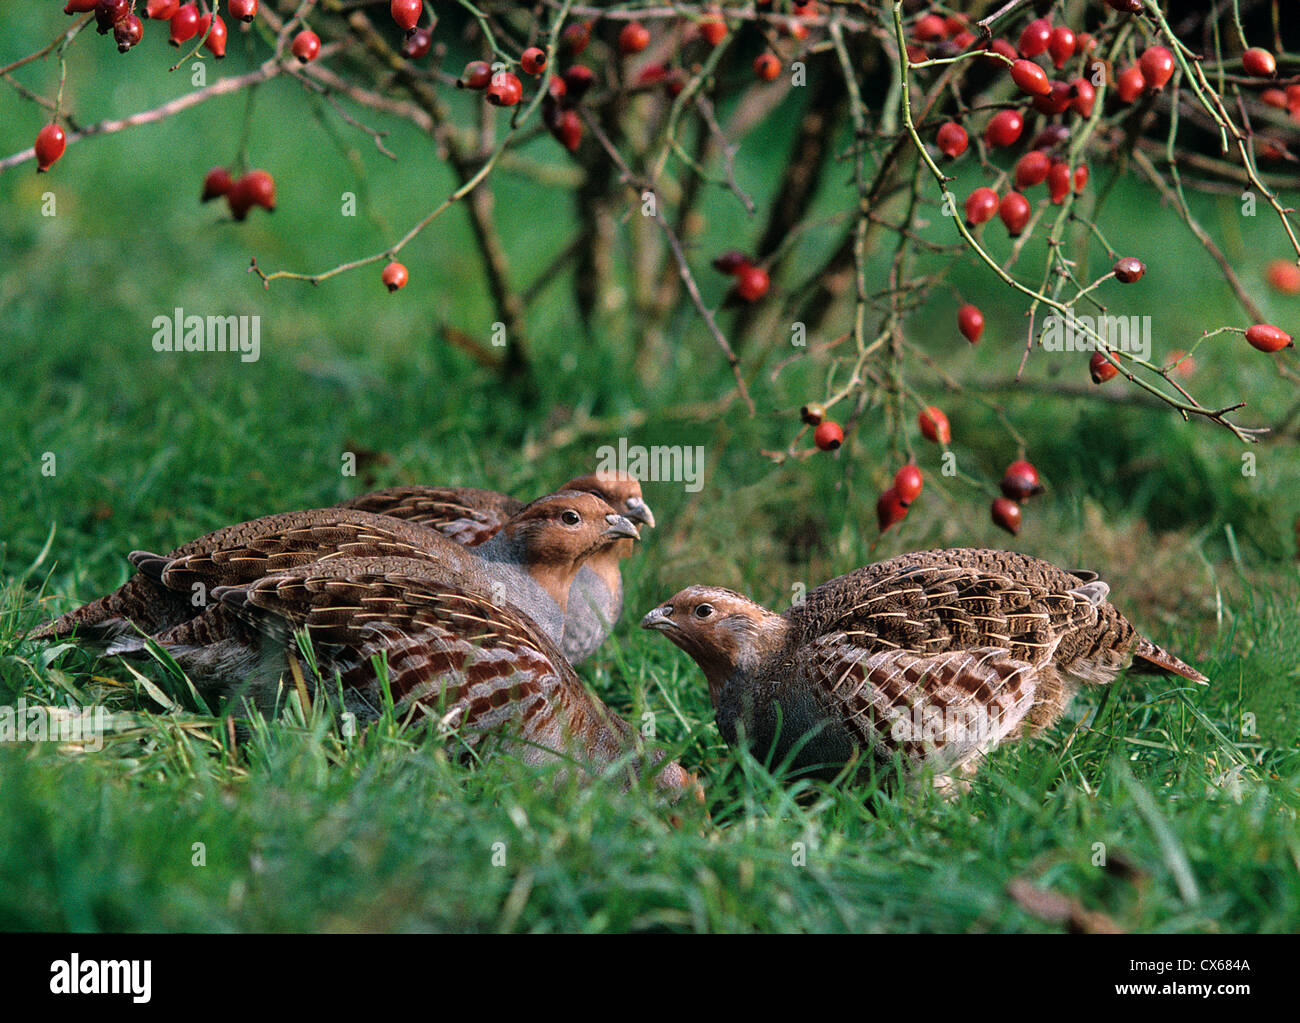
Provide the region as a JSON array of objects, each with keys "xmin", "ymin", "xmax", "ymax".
[
  {"xmin": 457, "ymin": 61, "xmax": 523, "ymax": 107},
  {"xmin": 1258, "ymin": 80, "xmax": 1300, "ymax": 149},
  {"xmin": 1109, "ymin": 45, "xmax": 1176, "ymax": 104},
  {"xmin": 876, "ymin": 464, "xmax": 923, "ymax": 533},
  {"xmin": 990, "ymin": 460, "xmax": 1043, "ymax": 536},
  {"xmin": 867, "ymin": 405, "xmax": 947, "ymax": 532},
  {"xmin": 541, "ymin": 65, "xmax": 590, "ymax": 154},
  {"xmin": 64, "ymin": 0, "xmax": 145, "ymax": 53},
  {"xmin": 201, "ymin": 167, "xmax": 275, "ymax": 220},
  {"xmin": 166, "ymin": 4, "xmax": 228, "ymax": 58},
  {"xmin": 712, "ymin": 251, "xmax": 771, "ymax": 303}
]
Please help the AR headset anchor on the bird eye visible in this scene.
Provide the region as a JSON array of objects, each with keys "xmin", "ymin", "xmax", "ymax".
[
  {"xmin": 694, "ymin": 604, "xmax": 714, "ymax": 619},
  {"xmin": 560, "ymin": 509, "xmax": 581, "ymax": 526}
]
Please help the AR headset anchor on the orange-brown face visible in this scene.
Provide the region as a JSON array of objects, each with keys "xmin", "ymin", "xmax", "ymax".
[
  {"xmin": 502, "ymin": 494, "xmax": 639, "ymax": 597},
  {"xmin": 562, "ymin": 472, "xmax": 655, "ymax": 529},
  {"xmin": 640, "ymin": 585, "xmax": 779, "ymax": 706}
]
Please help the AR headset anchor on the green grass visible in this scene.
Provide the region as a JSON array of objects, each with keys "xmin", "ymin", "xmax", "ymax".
[{"xmin": 1, "ymin": 8, "xmax": 1298, "ymax": 933}]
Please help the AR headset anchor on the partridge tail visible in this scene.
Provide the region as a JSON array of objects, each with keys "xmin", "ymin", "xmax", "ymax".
[
  {"xmin": 1131, "ymin": 636, "xmax": 1209, "ymax": 684},
  {"xmin": 26, "ymin": 575, "xmax": 176, "ymax": 646},
  {"xmin": 27, "ymin": 591, "xmax": 136, "ymax": 644}
]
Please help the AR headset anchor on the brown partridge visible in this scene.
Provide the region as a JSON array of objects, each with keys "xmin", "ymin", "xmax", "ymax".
[
  {"xmin": 336, "ymin": 471, "xmax": 655, "ymax": 663},
  {"xmin": 152, "ymin": 555, "xmax": 697, "ymax": 797},
  {"xmin": 642, "ymin": 548, "xmax": 1209, "ymax": 789},
  {"xmin": 30, "ymin": 495, "xmax": 638, "ymax": 653}
]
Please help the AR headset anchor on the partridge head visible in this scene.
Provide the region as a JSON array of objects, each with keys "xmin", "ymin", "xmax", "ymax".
[
  {"xmin": 472, "ymin": 491, "xmax": 639, "ymax": 639},
  {"xmin": 333, "ymin": 469, "xmax": 655, "ymax": 663},
  {"xmin": 552, "ymin": 471, "xmax": 654, "ymax": 662}
]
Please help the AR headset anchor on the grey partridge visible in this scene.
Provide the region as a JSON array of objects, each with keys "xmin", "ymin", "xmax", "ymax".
[
  {"xmin": 30, "ymin": 494, "xmax": 638, "ymax": 653},
  {"xmin": 151, "ymin": 555, "xmax": 697, "ymax": 796},
  {"xmin": 336, "ymin": 471, "xmax": 655, "ymax": 663},
  {"xmin": 641, "ymin": 548, "xmax": 1209, "ymax": 789}
]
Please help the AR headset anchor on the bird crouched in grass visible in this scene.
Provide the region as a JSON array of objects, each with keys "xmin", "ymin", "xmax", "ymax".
[
  {"xmin": 144, "ymin": 556, "xmax": 700, "ymax": 799},
  {"xmin": 336, "ymin": 471, "xmax": 655, "ymax": 664},
  {"xmin": 29, "ymin": 493, "xmax": 638, "ymax": 653},
  {"xmin": 642, "ymin": 548, "xmax": 1209, "ymax": 793}
]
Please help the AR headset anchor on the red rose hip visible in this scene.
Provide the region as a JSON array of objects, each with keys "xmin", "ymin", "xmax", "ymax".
[
  {"xmin": 735, "ymin": 266, "xmax": 770, "ymax": 302},
  {"xmin": 619, "ymin": 22, "xmax": 650, "ymax": 55},
  {"xmin": 1266, "ymin": 260, "xmax": 1300, "ymax": 295},
  {"xmin": 754, "ymin": 53, "xmax": 781, "ymax": 82},
  {"xmin": 1245, "ymin": 324, "xmax": 1293, "ymax": 352},
  {"xmin": 382, "ymin": 261, "xmax": 409, "ymax": 292},
  {"xmin": 1139, "ymin": 46, "xmax": 1175, "ymax": 90},
  {"xmin": 390, "ymin": 0, "xmax": 420, "ymax": 33},
  {"xmin": 894, "ymin": 464, "xmax": 923, "ymax": 503},
  {"xmin": 876, "ymin": 487, "xmax": 909, "ymax": 532},
  {"xmin": 199, "ymin": 13, "xmax": 227, "ymax": 58},
  {"xmin": 991, "ymin": 497, "xmax": 1022, "ymax": 535},
  {"xmin": 519, "ymin": 47, "xmax": 546, "ymax": 76},
  {"xmin": 1011, "ymin": 59, "xmax": 1052, "ymax": 97},
  {"xmin": 965, "ymin": 187, "xmax": 999, "ymax": 226},
  {"xmin": 1014, "ymin": 150, "xmax": 1051, "ymax": 189},
  {"xmin": 201, "ymin": 166, "xmax": 232, "ymax": 201},
  {"xmin": 1113, "ymin": 257, "xmax": 1145, "ymax": 283},
  {"xmin": 985, "ymin": 109, "xmax": 1024, "ymax": 148},
  {"xmin": 1116, "ymin": 64, "xmax": 1146, "ymax": 103},
  {"xmin": 1090, "ymin": 351, "xmax": 1119, "ymax": 383},
  {"xmin": 402, "ymin": 27, "xmax": 432, "ymax": 59},
  {"xmin": 1017, "ymin": 18, "xmax": 1051, "ymax": 59},
  {"xmin": 291, "ymin": 30, "xmax": 320, "ymax": 63},
  {"xmin": 486, "ymin": 72, "xmax": 523, "ymax": 107},
  {"xmin": 459, "ymin": 61, "xmax": 492, "ymax": 89},
  {"xmin": 169, "ymin": 3, "xmax": 199, "ymax": 45},
  {"xmin": 999, "ymin": 191, "xmax": 1031, "ymax": 235},
  {"xmin": 35, "ymin": 124, "xmax": 66, "ymax": 172},
  {"xmin": 936, "ymin": 121, "xmax": 968, "ymax": 158},
  {"xmin": 814, "ymin": 420, "xmax": 843, "ymax": 451},
  {"xmin": 1048, "ymin": 26, "xmax": 1075, "ymax": 68},
  {"xmin": 1243, "ymin": 48, "xmax": 1277, "ymax": 78},
  {"xmin": 918, "ymin": 405, "xmax": 951, "ymax": 444},
  {"xmin": 957, "ymin": 304, "xmax": 984, "ymax": 343},
  {"xmin": 999, "ymin": 460, "xmax": 1042, "ymax": 500}
]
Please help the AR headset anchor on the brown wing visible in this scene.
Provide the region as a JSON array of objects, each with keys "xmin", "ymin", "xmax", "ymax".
[
  {"xmin": 145, "ymin": 510, "xmax": 480, "ymax": 599},
  {"xmin": 797, "ymin": 549, "xmax": 1133, "ymax": 677},
  {"xmin": 796, "ymin": 640, "xmax": 1038, "ymax": 772},
  {"xmin": 335, "ymin": 486, "xmax": 523, "ymax": 545},
  {"xmin": 213, "ymin": 557, "xmax": 657, "ymax": 776},
  {"xmin": 30, "ymin": 509, "xmax": 460, "ymax": 644}
]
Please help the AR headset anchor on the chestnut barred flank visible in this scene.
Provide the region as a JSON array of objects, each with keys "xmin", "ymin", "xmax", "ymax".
[{"xmin": 645, "ymin": 548, "xmax": 1207, "ymax": 791}]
